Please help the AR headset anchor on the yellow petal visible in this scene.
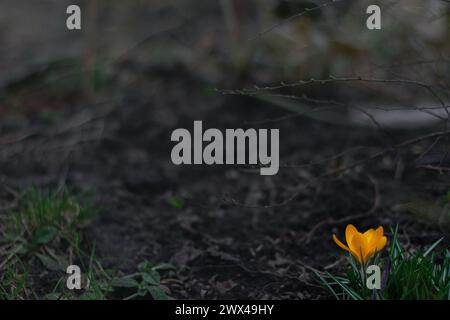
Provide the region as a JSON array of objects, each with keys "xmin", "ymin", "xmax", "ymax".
[
  {"xmin": 333, "ymin": 234, "xmax": 350, "ymax": 252},
  {"xmin": 376, "ymin": 236, "xmax": 387, "ymax": 251},
  {"xmin": 364, "ymin": 234, "xmax": 387, "ymax": 262},
  {"xmin": 345, "ymin": 224, "xmax": 358, "ymax": 246},
  {"xmin": 363, "ymin": 229, "xmax": 375, "ymax": 242},
  {"xmin": 369, "ymin": 226, "xmax": 384, "ymax": 246},
  {"xmin": 364, "ymin": 247, "xmax": 377, "ymax": 263},
  {"xmin": 349, "ymin": 233, "xmax": 368, "ymax": 264}
]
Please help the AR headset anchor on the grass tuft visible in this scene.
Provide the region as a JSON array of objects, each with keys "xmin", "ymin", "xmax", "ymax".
[
  {"xmin": 315, "ymin": 226, "xmax": 450, "ymax": 300},
  {"xmin": 0, "ymin": 187, "xmax": 173, "ymax": 300},
  {"xmin": 8, "ymin": 187, "xmax": 94, "ymax": 246}
]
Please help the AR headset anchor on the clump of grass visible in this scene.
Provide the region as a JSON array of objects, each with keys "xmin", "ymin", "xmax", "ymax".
[
  {"xmin": 43, "ymin": 243, "xmax": 115, "ymax": 300},
  {"xmin": 383, "ymin": 229, "xmax": 449, "ymax": 299},
  {"xmin": 315, "ymin": 227, "xmax": 450, "ymax": 300},
  {"xmin": 0, "ymin": 187, "xmax": 173, "ymax": 300},
  {"xmin": 0, "ymin": 187, "xmax": 107, "ymax": 299},
  {"xmin": 6, "ymin": 187, "xmax": 94, "ymax": 248},
  {"xmin": 0, "ymin": 258, "xmax": 35, "ymax": 300}
]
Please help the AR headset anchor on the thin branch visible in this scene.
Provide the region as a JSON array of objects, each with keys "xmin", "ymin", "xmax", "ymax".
[{"xmin": 252, "ymin": 0, "xmax": 347, "ymax": 40}]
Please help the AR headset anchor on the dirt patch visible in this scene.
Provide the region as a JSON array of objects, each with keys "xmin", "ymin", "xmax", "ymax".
[
  {"xmin": 0, "ymin": 0, "xmax": 449, "ymax": 299},
  {"xmin": 1, "ymin": 64, "xmax": 448, "ymax": 299}
]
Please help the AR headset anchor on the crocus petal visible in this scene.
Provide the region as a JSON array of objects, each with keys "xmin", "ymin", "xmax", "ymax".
[
  {"xmin": 364, "ymin": 228, "xmax": 387, "ymax": 262},
  {"xmin": 363, "ymin": 229, "xmax": 375, "ymax": 242},
  {"xmin": 345, "ymin": 224, "xmax": 358, "ymax": 246},
  {"xmin": 369, "ymin": 226, "xmax": 384, "ymax": 247},
  {"xmin": 364, "ymin": 246, "xmax": 377, "ymax": 263},
  {"xmin": 349, "ymin": 233, "xmax": 367, "ymax": 264},
  {"xmin": 376, "ymin": 236, "xmax": 387, "ymax": 251},
  {"xmin": 333, "ymin": 234, "xmax": 350, "ymax": 251}
]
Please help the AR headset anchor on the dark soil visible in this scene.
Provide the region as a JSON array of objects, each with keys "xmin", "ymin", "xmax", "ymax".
[
  {"xmin": 1, "ymin": 62, "xmax": 449, "ymax": 299},
  {"xmin": 0, "ymin": 0, "xmax": 448, "ymax": 300}
]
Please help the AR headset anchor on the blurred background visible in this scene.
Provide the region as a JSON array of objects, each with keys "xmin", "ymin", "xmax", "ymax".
[{"xmin": 1, "ymin": 0, "xmax": 448, "ymax": 111}]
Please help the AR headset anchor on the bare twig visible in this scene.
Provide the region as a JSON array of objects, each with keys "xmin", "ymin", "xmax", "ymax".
[
  {"xmin": 252, "ymin": 0, "xmax": 347, "ymax": 40},
  {"xmin": 300, "ymin": 175, "xmax": 380, "ymax": 243}
]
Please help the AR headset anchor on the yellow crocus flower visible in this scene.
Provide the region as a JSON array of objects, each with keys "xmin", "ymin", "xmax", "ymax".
[{"xmin": 332, "ymin": 224, "xmax": 387, "ymax": 265}]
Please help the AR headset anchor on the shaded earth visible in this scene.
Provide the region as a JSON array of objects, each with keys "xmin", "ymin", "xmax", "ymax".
[
  {"xmin": 0, "ymin": 0, "xmax": 449, "ymax": 299},
  {"xmin": 1, "ymin": 62, "xmax": 449, "ymax": 299}
]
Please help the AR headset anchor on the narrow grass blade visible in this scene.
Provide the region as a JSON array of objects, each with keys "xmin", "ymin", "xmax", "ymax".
[
  {"xmin": 424, "ymin": 237, "xmax": 444, "ymax": 257},
  {"xmin": 312, "ymin": 270, "xmax": 340, "ymax": 300},
  {"xmin": 326, "ymin": 272, "xmax": 363, "ymax": 300}
]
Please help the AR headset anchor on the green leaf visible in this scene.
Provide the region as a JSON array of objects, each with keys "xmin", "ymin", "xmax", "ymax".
[
  {"xmin": 313, "ymin": 270, "xmax": 340, "ymax": 300},
  {"xmin": 33, "ymin": 226, "xmax": 57, "ymax": 245},
  {"xmin": 111, "ymin": 276, "xmax": 139, "ymax": 288},
  {"xmin": 153, "ymin": 263, "xmax": 176, "ymax": 271},
  {"xmin": 167, "ymin": 196, "xmax": 184, "ymax": 209},
  {"xmin": 424, "ymin": 237, "xmax": 444, "ymax": 257},
  {"xmin": 148, "ymin": 286, "xmax": 168, "ymax": 300},
  {"xmin": 326, "ymin": 272, "xmax": 363, "ymax": 300},
  {"xmin": 142, "ymin": 270, "xmax": 160, "ymax": 285},
  {"xmin": 138, "ymin": 260, "xmax": 154, "ymax": 273},
  {"xmin": 35, "ymin": 253, "xmax": 66, "ymax": 271}
]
